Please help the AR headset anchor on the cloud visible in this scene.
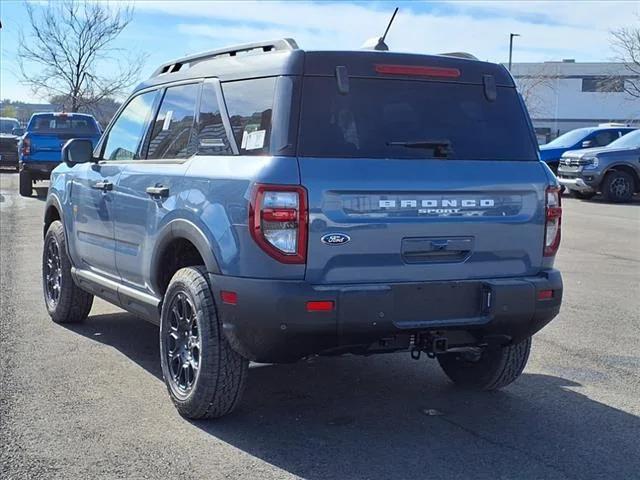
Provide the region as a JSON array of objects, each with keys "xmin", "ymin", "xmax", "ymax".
[{"xmin": 136, "ymin": 0, "xmax": 639, "ymax": 62}]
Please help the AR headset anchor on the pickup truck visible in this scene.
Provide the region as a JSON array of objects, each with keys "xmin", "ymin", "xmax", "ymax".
[{"xmin": 19, "ymin": 112, "xmax": 101, "ymax": 196}]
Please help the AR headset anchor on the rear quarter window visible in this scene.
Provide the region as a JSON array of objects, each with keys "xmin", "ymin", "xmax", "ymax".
[
  {"xmin": 298, "ymin": 77, "xmax": 538, "ymax": 161},
  {"xmin": 221, "ymin": 77, "xmax": 276, "ymax": 156}
]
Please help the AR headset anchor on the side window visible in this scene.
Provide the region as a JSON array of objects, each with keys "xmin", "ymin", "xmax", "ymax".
[
  {"xmin": 102, "ymin": 91, "xmax": 158, "ymax": 161},
  {"xmin": 222, "ymin": 77, "xmax": 276, "ymax": 155},
  {"xmin": 593, "ymin": 131, "xmax": 616, "ymax": 147},
  {"xmin": 147, "ymin": 83, "xmax": 199, "ymax": 160},
  {"xmin": 195, "ymin": 83, "xmax": 233, "ymax": 155}
]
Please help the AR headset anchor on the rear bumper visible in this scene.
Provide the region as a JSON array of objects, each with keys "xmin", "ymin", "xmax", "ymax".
[
  {"xmin": 210, "ymin": 269, "xmax": 563, "ymax": 362},
  {"xmin": 20, "ymin": 161, "xmax": 59, "ymax": 179}
]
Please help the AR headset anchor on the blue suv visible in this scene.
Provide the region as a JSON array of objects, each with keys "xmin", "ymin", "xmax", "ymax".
[
  {"xmin": 43, "ymin": 39, "xmax": 563, "ymax": 419},
  {"xmin": 539, "ymin": 125, "xmax": 636, "ymax": 173}
]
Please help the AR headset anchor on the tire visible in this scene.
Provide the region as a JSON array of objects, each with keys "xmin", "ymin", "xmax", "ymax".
[
  {"xmin": 572, "ymin": 191, "xmax": 596, "ymax": 200},
  {"xmin": 42, "ymin": 220, "xmax": 94, "ymax": 323},
  {"xmin": 19, "ymin": 170, "xmax": 32, "ymax": 197},
  {"xmin": 602, "ymin": 170, "xmax": 635, "ymax": 203},
  {"xmin": 159, "ymin": 266, "xmax": 248, "ymax": 419},
  {"xmin": 438, "ymin": 337, "xmax": 531, "ymax": 391}
]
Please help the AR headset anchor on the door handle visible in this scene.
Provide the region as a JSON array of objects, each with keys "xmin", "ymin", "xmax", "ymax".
[
  {"xmin": 92, "ymin": 181, "xmax": 113, "ymax": 192},
  {"xmin": 146, "ymin": 185, "xmax": 170, "ymax": 198}
]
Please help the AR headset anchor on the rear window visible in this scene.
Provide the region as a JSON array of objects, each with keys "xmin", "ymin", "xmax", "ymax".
[
  {"xmin": 298, "ymin": 77, "xmax": 538, "ymax": 161},
  {"xmin": 30, "ymin": 115, "xmax": 99, "ymax": 135}
]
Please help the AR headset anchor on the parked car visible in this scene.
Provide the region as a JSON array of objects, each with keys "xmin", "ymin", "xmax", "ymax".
[
  {"xmin": 19, "ymin": 112, "xmax": 101, "ymax": 197},
  {"xmin": 557, "ymin": 128, "xmax": 640, "ymax": 202},
  {"xmin": 0, "ymin": 117, "xmax": 23, "ymax": 171},
  {"xmin": 42, "ymin": 39, "xmax": 563, "ymax": 419},
  {"xmin": 539, "ymin": 125, "xmax": 636, "ymax": 173}
]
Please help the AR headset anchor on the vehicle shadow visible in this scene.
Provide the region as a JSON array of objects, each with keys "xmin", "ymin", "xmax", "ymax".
[
  {"xmin": 68, "ymin": 312, "xmax": 640, "ymax": 480},
  {"xmin": 34, "ymin": 186, "xmax": 48, "ymax": 200}
]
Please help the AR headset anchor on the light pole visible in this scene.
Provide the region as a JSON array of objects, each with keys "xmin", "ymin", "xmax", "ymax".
[{"xmin": 508, "ymin": 33, "xmax": 520, "ymax": 71}]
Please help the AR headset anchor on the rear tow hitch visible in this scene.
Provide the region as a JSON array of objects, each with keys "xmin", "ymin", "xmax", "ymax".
[{"xmin": 410, "ymin": 334, "xmax": 448, "ymax": 360}]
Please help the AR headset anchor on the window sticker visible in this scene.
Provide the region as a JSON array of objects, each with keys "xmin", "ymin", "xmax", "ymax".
[
  {"xmin": 245, "ymin": 129, "xmax": 266, "ymax": 150},
  {"xmin": 162, "ymin": 110, "xmax": 173, "ymax": 131}
]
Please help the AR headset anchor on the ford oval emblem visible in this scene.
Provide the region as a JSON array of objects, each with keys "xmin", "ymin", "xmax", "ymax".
[{"xmin": 321, "ymin": 233, "xmax": 351, "ymax": 245}]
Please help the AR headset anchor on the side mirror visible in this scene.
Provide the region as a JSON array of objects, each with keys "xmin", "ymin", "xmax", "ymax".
[
  {"xmin": 12, "ymin": 127, "xmax": 25, "ymax": 136},
  {"xmin": 62, "ymin": 138, "xmax": 94, "ymax": 166},
  {"xmin": 581, "ymin": 140, "xmax": 593, "ymax": 148}
]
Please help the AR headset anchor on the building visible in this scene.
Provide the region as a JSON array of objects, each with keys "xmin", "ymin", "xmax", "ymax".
[{"xmin": 509, "ymin": 61, "xmax": 640, "ymax": 143}]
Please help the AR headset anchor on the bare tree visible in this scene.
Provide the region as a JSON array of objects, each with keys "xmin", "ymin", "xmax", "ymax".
[
  {"xmin": 17, "ymin": 1, "xmax": 144, "ymax": 112},
  {"xmin": 610, "ymin": 22, "xmax": 640, "ymax": 98},
  {"xmin": 513, "ymin": 64, "xmax": 558, "ymax": 118}
]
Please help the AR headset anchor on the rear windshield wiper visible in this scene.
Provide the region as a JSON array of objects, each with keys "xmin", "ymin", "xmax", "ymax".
[{"xmin": 386, "ymin": 139, "xmax": 452, "ymax": 158}]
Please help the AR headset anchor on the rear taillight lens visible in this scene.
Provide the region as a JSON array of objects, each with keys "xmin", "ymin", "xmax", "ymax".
[
  {"xmin": 250, "ymin": 184, "xmax": 308, "ymax": 264},
  {"xmin": 21, "ymin": 137, "xmax": 31, "ymax": 156},
  {"xmin": 543, "ymin": 186, "xmax": 562, "ymax": 256}
]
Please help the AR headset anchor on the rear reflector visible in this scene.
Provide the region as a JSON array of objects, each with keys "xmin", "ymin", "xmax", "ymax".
[
  {"xmin": 306, "ymin": 301, "xmax": 334, "ymax": 312},
  {"xmin": 375, "ymin": 64, "xmax": 461, "ymax": 78},
  {"xmin": 221, "ymin": 291, "xmax": 238, "ymax": 305},
  {"xmin": 537, "ymin": 289, "xmax": 554, "ymax": 300}
]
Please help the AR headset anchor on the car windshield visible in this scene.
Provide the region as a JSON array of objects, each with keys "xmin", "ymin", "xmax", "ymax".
[
  {"xmin": 604, "ymin": 129, "xmax": 640, "ymax": 149},
  {"xmin": 29, "ymin": 114, "xmax": 99, "ymax": 134},
  {"xmin": 298, "ymin": 77, "xmax": 538, "ymax": 161},
  {"xmin": 0, "ymin": 119, "xmax": 20, "ymax": 134},
  {"xmin": 544, "ymin": 128, "xmax": 593, "ymax": 148}
]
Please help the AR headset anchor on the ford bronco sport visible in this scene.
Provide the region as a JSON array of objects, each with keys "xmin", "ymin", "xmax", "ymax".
[{"xmin": 42, "ymin": 39, "xmax": 563, "ymax": 419}]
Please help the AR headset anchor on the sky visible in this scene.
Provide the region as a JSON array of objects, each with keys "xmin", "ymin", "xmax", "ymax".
[{"xmin": 1, "ymin": 0, "xmax": 639, "ymax": 103}]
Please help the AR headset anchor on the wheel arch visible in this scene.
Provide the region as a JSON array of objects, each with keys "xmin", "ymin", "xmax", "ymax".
[
  {"xmin": 43, "ymin": 195, "xmax": 63, "ymax": 239},
  {"xmin": 151, "ymin": 219, "xmax": 221, "ymax": 296}
]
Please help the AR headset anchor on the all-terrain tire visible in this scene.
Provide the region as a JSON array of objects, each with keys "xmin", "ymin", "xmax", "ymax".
[
  {"xmin": 19, "ymin": 171, "xmax": 32, "ymax": 197},
  {"xmin": 159, "ymin": 266, "xmax": 248, "ymax": 419},
  {"xmin": 42, "ymin": 220, "xmax": 94, "ymax": 323},
  {"xmin": 437, "ymin": 337, "xmax": 532, "ymax": 390},
  {"xmin": 602, "ymin": 170, "xmax": 635, "ymax": 203}
]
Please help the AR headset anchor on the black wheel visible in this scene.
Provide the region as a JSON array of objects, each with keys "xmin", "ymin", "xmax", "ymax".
[
  {"xmin": 19, "ymin": 171, "xmax": 32, "ymax": 197},
  {"xmin": 572, "ymin": 191, "xmax": 596, "ymax": 200},
  {"xmin": 602, "ymin": 171, "xmax": 634, "ymax": 203},
  {"xmin": 437, "ymin": 337, "xmax": 531, "ymax": 390},
  {"xmin": 42, "ymin": 220, "xmax": 94, "ymax": 323},
  {"xmin": 160, "ymin": 266, "xmax": 248, "ymax": 419}
]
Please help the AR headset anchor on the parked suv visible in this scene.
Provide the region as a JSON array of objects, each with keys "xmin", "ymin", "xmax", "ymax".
[
  {"xmin": 558, "ymin": 129, "xmax": 640, "ymax": 202},
  {"xmin": 539, "ymin": 125, "xmax": 635, "ymax": 173},
  {"xmin": 19, "ymin": 112, "xmax": 101, "ymax": 196},
  {"xmin": 0, "ymin": 117, "xmax": 23, "ymax": 171},
  {"xmin": 42, "ymin": 39, "xmax": 563, "ymax": 419}
]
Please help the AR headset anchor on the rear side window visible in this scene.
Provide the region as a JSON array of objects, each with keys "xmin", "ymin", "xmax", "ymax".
[
  {"xmin": 30, "ymin": 115, "xmax": 99, "ymax": 135},
  {"xmin": 299, "ymin": 77, "xmax": 538, "ymax": 161},
  {"xmin": 103, "ymin": 91, "xmax": 158, "ymax": 161},
  {"xmin": 195, "ymin": 83, "xmax": 233, "ymax": 156},
  {"xmin": 222, "ymin": 78, "xmax": 276, "ymax": 155},
  {"xmin": 147, "ymin": 83, "xmax": 199, "ymax": 159}
]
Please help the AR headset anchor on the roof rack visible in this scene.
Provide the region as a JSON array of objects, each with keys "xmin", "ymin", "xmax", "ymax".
[
  {"xmin": 439, "ymin": 52, "xmax": 479, "ymax": 60},
  {"xmin": 151, "ymin": 38, "xmax": 299, "ymax": 78}
]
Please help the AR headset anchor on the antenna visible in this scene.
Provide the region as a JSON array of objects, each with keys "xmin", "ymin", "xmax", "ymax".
[{"xmin": 361, "ymin": 7, "xmax": 399, "ymax": 51}]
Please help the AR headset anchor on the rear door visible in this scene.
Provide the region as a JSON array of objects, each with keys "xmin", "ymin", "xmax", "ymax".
[{"xmin": 297, "ymin": 75, "xmax": 548, "ymax": 285}]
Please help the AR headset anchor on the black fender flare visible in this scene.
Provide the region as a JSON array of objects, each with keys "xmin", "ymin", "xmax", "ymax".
[
  {"xmin": 150, "ymin": 219, "xmax": 221, "ymax": 294},
  {"xmin": 43, "ymin": 194, "xmax": 64, "ymax": 238}
]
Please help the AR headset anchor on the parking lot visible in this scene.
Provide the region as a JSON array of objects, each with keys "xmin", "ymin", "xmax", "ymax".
[{"xmin": 0, "ymin": 171, "xmax": 639, "ymax": 480}]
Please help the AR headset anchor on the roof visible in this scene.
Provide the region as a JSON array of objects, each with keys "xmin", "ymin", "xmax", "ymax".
[
  {"xmin": 134, "ymin": 38, "xmax": 514, "ymax": 93},
  {"xmin": 30, "ymin": 112, "xmax": 95, "ymax": 118}
]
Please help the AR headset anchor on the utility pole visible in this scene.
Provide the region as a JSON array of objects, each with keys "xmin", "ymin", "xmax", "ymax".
[{"xmin": 508, "ymin": 33, "xmax": 520, "ymax": 71}]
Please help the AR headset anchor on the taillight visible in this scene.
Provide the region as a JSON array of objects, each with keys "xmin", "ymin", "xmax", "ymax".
[
  {"xmin": 543, "ymin": 186, "xmax": 562, "ymax": 256},
  {"xmin": 21, "ymin": 137, "xmax": 31, "ymax": 156},
  {"xmin": 249, "ymin": 184, "xmax": 308, "ymax": 264}
]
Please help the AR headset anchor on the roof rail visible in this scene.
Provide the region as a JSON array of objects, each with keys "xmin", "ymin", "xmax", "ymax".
[
  {"xmin": 439, "ymin": 52, "xmax": 479, "ymax": 61},
  {"xmin": 150, "ymin": 38, "xmax": 299, "ymax": 78}
]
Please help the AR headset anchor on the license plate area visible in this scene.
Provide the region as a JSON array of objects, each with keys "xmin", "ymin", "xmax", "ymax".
[{"xmin": 393, "ymin": 282, "xmax": 484, "ymax": 324}]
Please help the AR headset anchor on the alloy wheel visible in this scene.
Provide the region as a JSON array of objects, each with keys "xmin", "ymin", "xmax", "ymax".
[
  {"xmin": 44, "ymin": 237, "xmax": 62, "ymax": 308},
  {"xmin": 165, "ymin": 292, "xmax": 201, "ymax": 394}
]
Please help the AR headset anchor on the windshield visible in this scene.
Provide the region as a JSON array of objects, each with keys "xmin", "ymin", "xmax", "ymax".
[
  {"xmin": 29, "ymin": 114, "xmax": 99, "ymax": 135},
  {"xmin": 544, "ymin": 128, "xmax": 593, "ymax": 148},
  {"xmin": 604, "ymin": 129, "xmax": 640, "ymax": 149},
  {"xmin": 0, "ymin": 119, "xmax": 20, "ymax": 134},
  {"xmin": 298, "ymin": 77, "xmax": 538, "ymax": 160}
]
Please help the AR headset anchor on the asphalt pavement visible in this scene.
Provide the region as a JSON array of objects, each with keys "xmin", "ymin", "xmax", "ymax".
[{"xmin": 1, "ymin": 171, "xmax": 639, "ymax": 480}]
